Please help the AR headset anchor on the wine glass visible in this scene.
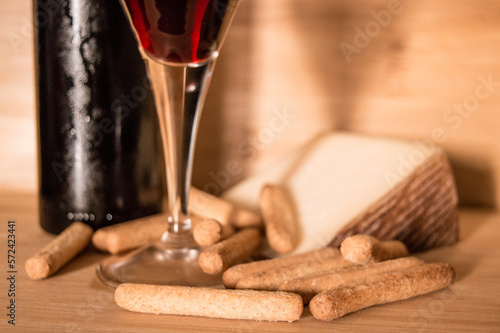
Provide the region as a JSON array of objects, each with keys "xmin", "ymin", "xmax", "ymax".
[{"xmin": 96, "ymin": 0, "xmax": 241, "ymax": 287}]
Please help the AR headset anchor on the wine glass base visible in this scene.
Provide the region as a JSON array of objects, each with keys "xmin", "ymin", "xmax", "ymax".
[{"xmin": 96, "ymin": 236, "xmax": 222, "ymax": 288}]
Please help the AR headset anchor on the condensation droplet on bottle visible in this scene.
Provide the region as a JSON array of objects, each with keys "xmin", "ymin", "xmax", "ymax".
[
  {"xmin": 92, "ymin": 107, "xmax": 103, "ymax": 118},
  {"xmin": 61, "ymin": 123, "xmax": 71, "ymax": 133},
  {"xmin": 116, "ymin": 197, "xmax": 124, "ymax": 209},
  {"xmin": 106, "ymin": 214, "xmax": 113, "ymax": 221}
]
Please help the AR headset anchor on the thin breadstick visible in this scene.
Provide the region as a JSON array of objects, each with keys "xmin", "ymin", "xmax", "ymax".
[
  {"xmin": 115, "ymin": 283, "xmax": 303, "ymax": 322},
  {"xmin": 25, "ymin": 222, "xmax": 93, "ymax": 280},
  {"xmin": 193, "ymin": 218, "xmax": 235, "ymax": 247},
  {"xmin": 223, "ymin": 247, "xmax": 340, "ymax": 289},
  {"xmin": 189, "ymin": 187, "xmax": 263, "ymax": 228},
  {"xmin": 235, "ymin": 255, "xmax": 357, "ymax": 291},
  {"xmin": 309, "ymin": 262, "xmax": 455, "ymax": 321},
  {"xmin": 279, "ymin": 256, "xmax": 424, "ymax": 303},
  {"xmin": 231, "ymin": 209, "xmax": 263, "ymax": 228},
  {"xmin": 91, "ymin": 213, "xmax": 167, "ymax": 254},
  {"xmin": 260, "ymin": 184, "xmax": 299, "ymax": 254},
  {"xmin": 199, "ymin": 228, "xmax": 262, "ymax": 274},
  {"xmin": 340, "ymin": 234, "xmax": 409, "ymax": 264}
]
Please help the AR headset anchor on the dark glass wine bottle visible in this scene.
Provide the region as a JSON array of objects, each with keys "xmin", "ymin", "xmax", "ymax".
[{"xmin": 34, "ymin": 0, "xmax": 165, "ymax": 234}]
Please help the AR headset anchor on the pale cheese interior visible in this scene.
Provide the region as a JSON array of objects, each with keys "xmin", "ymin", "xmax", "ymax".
[{"xmin": 222, "ymin": 133, "xmax": 440, "ymax": 255}]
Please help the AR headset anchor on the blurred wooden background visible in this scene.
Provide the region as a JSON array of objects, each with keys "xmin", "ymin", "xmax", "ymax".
[{"xmin": 1, "ymin": 0, "xmax": 500, "ymax": 208}]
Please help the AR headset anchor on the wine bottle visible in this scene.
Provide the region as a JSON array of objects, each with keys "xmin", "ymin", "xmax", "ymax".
[{"xmin": 34, "ymin": 0, "xmax": 165, "ymax": 234}]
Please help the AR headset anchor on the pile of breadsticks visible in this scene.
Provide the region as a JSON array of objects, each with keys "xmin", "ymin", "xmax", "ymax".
[{"xmin": 25, "ymin": 186, "xmax": 455, "ymax": 322}]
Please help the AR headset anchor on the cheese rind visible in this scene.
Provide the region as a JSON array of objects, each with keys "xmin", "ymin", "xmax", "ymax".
[{"xmin": 222, "ymin": 133, "xmax": 458, "ymax": 255}]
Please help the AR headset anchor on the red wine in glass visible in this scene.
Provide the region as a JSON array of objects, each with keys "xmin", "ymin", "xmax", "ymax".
[{"xmin": 123, "ymin": 0, "xmax": 234, "ymax": 63}]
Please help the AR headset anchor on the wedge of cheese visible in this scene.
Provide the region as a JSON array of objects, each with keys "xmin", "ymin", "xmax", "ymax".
[{"xmin": 222, "ymin": 133, "xmax": 458, "ymax": 255}]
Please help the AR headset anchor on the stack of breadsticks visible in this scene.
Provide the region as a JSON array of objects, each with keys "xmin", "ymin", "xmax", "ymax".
[{"xmin": 25, "ymin": 185, "xmax": 455, "ymax": 322}]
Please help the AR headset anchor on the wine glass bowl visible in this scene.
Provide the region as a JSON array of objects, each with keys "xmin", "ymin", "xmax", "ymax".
[{"xmin": 96, "ymin": 0, "xmax": 240, "ymax": 287}]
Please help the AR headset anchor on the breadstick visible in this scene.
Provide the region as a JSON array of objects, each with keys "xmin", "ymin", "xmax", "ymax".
[
  {"xmin": 223, "ymin": 247, "xmax": 340, "ymax": 289},
  {"xmin": 279, "ymin": 256, "xmax": 424, "ymax": 303},
  {"xmin": 260, "ymin": 184, "xmax": 299, "ymax": 254},
  {"xmin": 25, "ymin": 222, "xmax": 93, "ymax": 280},
  {"xmin": 309, "ymin": 262, "xmax": 455, "ymax": 321},
  {"xmin": 232, "ymin": 209, "xmax": 263, "ymax": 228},
  {"xmin": 189, "ymin": 187, "xmax": 263, "ymax": 228},
  {"xmin": 193, "ymin": 218, "xmax": 235, "ymax": 247},
  {"xmin": 199, "ymin": 228, "xmax": 262, "ymax": 274},
  {"xmin": 92, "ymin": 213, "xmax": 167, "ymax": 254},
  {"xmin": 115, "ymin": 283, "xmax": 303, "ymax": 322},
  {"xmin": 236, "ymin": 255, "xmax": 357, "ymax": 291},
  {"xmin": 340, "ymin": 234, "xmax": 409, "ymax": 264}
]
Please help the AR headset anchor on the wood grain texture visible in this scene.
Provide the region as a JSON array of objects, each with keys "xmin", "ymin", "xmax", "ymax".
[
  {"xmin": 1, "ymin": 0, "xmax": 500, "ymax": 208},
  {"xmin": 0, "ymin": 1, "xmax": 36, "ymax": 193},
  {"xmin": 1, "ymin": 191, "xmax": 499, "ymax": 331}
]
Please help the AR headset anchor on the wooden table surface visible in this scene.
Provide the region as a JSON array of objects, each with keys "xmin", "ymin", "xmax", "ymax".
[{"xmin": 1, "ymin": 191, "xmax": 499, "ymax": 332}]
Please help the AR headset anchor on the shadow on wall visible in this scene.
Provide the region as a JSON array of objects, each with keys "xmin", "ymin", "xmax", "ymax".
[
  {"xmin": 448, "ymin": 155, "xmax": 497, "ymax": 208},
  {"xmin": 286, "ymin": 0, "xmax": 410, "ymax": 130}
]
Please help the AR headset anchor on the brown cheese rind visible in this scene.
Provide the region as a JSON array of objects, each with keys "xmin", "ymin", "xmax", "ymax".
[{"xmin": 331, "ymin": 150, "xmax": 458, "ymax": 252}]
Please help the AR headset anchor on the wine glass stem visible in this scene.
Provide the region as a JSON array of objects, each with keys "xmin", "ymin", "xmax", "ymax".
[{"xmin": 145, "ymin": 57, "xmax": 216, "ymax": 235}]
